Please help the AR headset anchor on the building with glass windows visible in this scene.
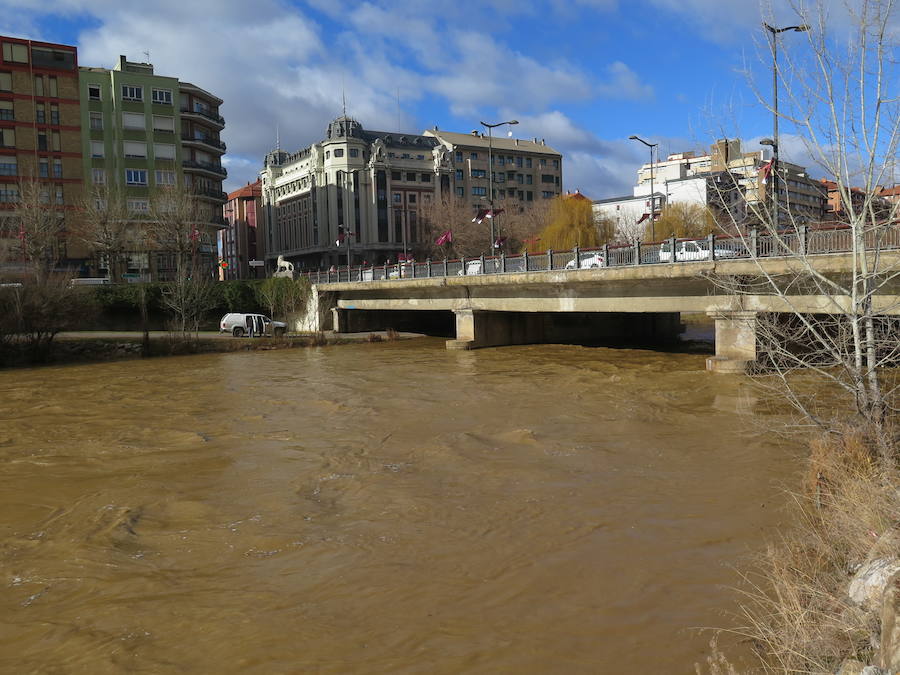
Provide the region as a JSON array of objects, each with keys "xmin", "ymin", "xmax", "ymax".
[
  {"xmin": 0, "ymin": 35, "xmax": 85, "ymax": 270},
  {"xmin": 79, "ymin": 55, "xmax": 226, "ymax": 280},
  {"xmin": 259, "ymin": 117, "xmax": 563, "ymax": 272}
]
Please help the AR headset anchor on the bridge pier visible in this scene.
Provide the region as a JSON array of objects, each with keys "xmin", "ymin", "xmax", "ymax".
[
  {"xmin": 446, "ymin": 309, "xmax": 545, "ymax": 350},
  {"xmin": 706, "ymin": 310, "xmax": 758, "ymax": 373}
]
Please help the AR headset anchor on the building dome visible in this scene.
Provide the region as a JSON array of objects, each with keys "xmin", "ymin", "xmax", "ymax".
[{"xmin": 327, "ymin": 115, "xmax": 363, "ymax": 139}]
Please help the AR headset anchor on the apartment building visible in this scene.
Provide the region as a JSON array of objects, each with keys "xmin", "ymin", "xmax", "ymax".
[
  {"xmin": 594, "ymin": 138, "xmax": 825, "ymax": 240},
  {"xmin": 79, "ymin": 56, "xmax": 226, "ymax": 280},
  {"xmin": 220, "ymin": 180, "xmax": 264, "ymax": 280},
  {"xmin": 423, "ymin": 129, "xmax": 562, "ymax": 207},
  {"xmin": 0, "ymin": 36, "xmax": 85, "ymax": 270},
  {"xmin": 260, "ymin": 117, "xmax": 564, "ymax": 272}
]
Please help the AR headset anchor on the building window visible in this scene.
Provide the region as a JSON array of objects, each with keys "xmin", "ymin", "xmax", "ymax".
[
  {"xmin": 539, "ymin": 158, "xmax": 546, "ymax": 167},
  {"xmin": 48, "ymin": 77, "xmax": 57, "ymax": 97},
  {"xmin": 516, "ymin": 174, "xmax": 524, "ymax": 184},
  {"xmin": 393, "ymin": 193, "xmax": 401, "ymax": 203},
  {"xmin": 123, "ymin": 112, "xmax": 145, "ymax": 129},
  {"xmin": 92, "ymin": 167, "xmax": 105, "ymax": 184},
  {"xmin": 518, "ymin": 190, "xmax": 524, "ymax": 200},
  {"xmin": 88, "ymin": 84, "xmax": 101, "ymax": 100},
  {"xmin": 90, "ymin": 111, "xmax": 103, "ymax": 130},
  {"xmin": 541, "ymin": 174, "xmax": 554, "ymax": 183},
  {"xmin": 124, "ymin": 141, "xmax": 147, "ymax": 158},
  {"xmin": 455, "ymin": 151, "xmax": 462, "ymax": 162},
  {"xmin": 406, "ymin": 172, "xmax": 416, "ymax": 182},
  {"xmin": 90, "ymin": 140, "xmax": 104, "ymax": 158},
  {"xmin": 408, "ymin": 194, "xmax": 416, "ymax": 204},
  {"xmin": 33, "ymin": 76, "xmax": 43, "ymax": 96},
  {"xmin": 37, "ymin": 131, "xmax": 47, "ymax": 150},
  {"xmin": 526, "ymin": 175, "xmax": 532, "ymax": 185},
  {"xmin": 472, "ymin": 186, "xmax": 487, "ymax": 196},
  {"xmin": 0, "ymin": 72, "xmax": 10, "ymax": 91},
  {"xmin": 553, "ymin": 159, "xmax": 559, "ymax": 169},
  {"xmin": 121, "ymin": 84, "xmax": 143, "ymax": 101},
  {"xmin": 0, "ymin": 127, "xmax": 13, "ymax": 147},
  {"xmin": 50, "ymin": 104, "xmax": 59, "ymax": 125},
  {"xmin": 35, "ymin": 103, "xmax": 45, "ymax": 123},
  {"xmin": 455, "ymin": 169, "xmax": 463, "ymax": 180},
  {"xmin": 349, "ymin": 148, "xmax": 359, "ymax": 158},
  {"xmin": 39, "ymin": 159, "xmax": 49, "ymax": 178},
  {"xmin": 153, "ymin": 143, "xmax": 175, "ymax": 159},
  {"xmin": 525, "ymin": 158, "xmax": 532, "ymax": 168},
  {"xmin": 497, "ymin": 156, "xmax": 505, "ymax": 166},
  {"xmin": 455, "ymin": 186, "xmax": 464, "ymax": 197},
  {"xmin": 54, "ymin": 185, "xmax": 63, "ymax": 204},
  {"xmin": 421, "ymin": 173, "xmax": 431, "ymax": 182},
  {"xmin": 0, "ymin": 186, "xmax": 18, "ymax": 202},
  {"xmin": 155, "ymin": 170, "xmax": 175, "ymax": 185},
  {"xmin": 527, "ymin": 191, "xmax": 533, "ymax": 201},
  {"xmin": 542, "ymin": 191, "xmax": 554, "ymax": 198},
  {"xmin": 333, "ymin": 148, "xmax": 344, "ymax": 158},
  {"xmin": 2, "ymin": 42, "xmax": 28, "ymax": 63},
  {"xmin": 516, "ymin": 157, "xmax": 523, "ymax": 167},
  {"xmin": 127, "ymin": 199, "xmax": 149, "ymax": 213},
  {"xmin": 0, "ymin": 156, "xmax": 15, "ymax": 176},
  {"xmin": 325, "ymin": 150, "xmax": 330, "ymax": 159},
  {"xmin": 125, "ymin": 169, "xmax": 148, "ymax": 185},
  {"xmin": 471, "ymin": 169, "xmax": 486, "ymax": 178},
  {"xmin": 391, "ymin": 171, "xmax": 401, "ymax": 180},
  {"xmin": 151, "ymin": 88, "xmax": 172, "ymax": 105},
  {"xmin": 51, "ymin": 131, "xmax": 60, "ymax": 151},
  {"xmin": 153, "ymin": 116, "xmax": 176, "ymax": 134},
  {"xmin": 470, "ymin": 152, "xmax": 478, "ymax": 160},
  {"xmin": 53, "ymin": 158, "xmax": 62, "ymax": 178}
]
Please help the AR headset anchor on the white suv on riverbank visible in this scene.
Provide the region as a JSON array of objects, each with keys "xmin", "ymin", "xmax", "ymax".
[{"xmin": 220, "ymin": 313, "xmax": 286, "ymax": 337}]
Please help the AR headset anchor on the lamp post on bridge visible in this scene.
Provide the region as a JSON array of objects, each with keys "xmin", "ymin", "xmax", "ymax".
[
  {"xmin": 762, "ymin": 22, "xmax": 809, "ymax": 228},
  {"xmin": 478, "ymin": 119, "xmax": 518, "ymax": 253},
  {"xmin": 629, "ymin": 134, "xmax": 659, "ymax": 242}
]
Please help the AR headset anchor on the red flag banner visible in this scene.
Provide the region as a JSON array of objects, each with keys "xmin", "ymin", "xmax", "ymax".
[
  {"xmin": 472, "ymin": 208, "xmax": 505, "ymax": 224},
  {"xmin": 493, "ymin": 236, "xmax": 507, "ymax": 249},
  {"xmin": 759, "ymin": 159, "xmax": 774, "ymax": 184},
  {"xmin": 435, "ymin": 230, "xmax": 453, "ymax": 245}
]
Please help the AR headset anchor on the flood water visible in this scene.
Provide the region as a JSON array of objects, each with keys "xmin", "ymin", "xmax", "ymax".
[{"xmin": 0, "ymin": 339, "xmax": 799, "ymax": 673}]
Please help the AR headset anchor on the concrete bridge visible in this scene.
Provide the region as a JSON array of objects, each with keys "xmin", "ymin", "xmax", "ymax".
[{"xmin": 308, "ymin": 241, "xmax": 900, "ymax": 373}]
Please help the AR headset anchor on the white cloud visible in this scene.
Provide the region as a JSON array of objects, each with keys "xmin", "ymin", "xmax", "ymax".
[{"xmin": 595, "ymin": 62, "xmax": 654, "ymax": 101}]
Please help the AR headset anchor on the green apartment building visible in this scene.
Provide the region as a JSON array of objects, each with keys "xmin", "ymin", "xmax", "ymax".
[{"xmin": 79, "ymin": 56, "xmax": 226, "ymax": 280}]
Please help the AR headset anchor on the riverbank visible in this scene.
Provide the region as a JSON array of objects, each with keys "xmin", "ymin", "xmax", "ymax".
[{"xmin": 0, "ymin": 330, "xmax": 425, "ymax": 369}]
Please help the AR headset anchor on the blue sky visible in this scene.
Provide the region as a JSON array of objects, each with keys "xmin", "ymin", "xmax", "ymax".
[{"xmin": 0, "ymin": 0, "xmax": 870, "ymax": 197}]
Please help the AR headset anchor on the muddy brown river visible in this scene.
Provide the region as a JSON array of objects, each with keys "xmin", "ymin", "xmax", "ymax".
[{"xmin": 0, "ymin": 339, "xmax": 799, "ymax": 673}]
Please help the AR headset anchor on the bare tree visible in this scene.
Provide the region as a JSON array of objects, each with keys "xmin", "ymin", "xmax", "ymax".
[
  {"xmin": 146, "ymin": 186, "xmax": 217, "ymax": 335},
  {"xmin": 0, "ymin": 180, "xmax": 66, "ymax": 280},
  {"xmin": 419, "ymin": 196, "xmax": 549, "ymax": 258},
  {"xmin": 709, "ymin": 0, "xmax": 900, "ymax": 437},
  {"xmin": 71, "ymin": 184, "xmax": 135, "ymax": 282}
]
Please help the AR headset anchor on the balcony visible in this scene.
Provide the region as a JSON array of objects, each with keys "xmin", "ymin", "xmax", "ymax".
[
  {"xmin": 183, "ymin": 159, "xmax": 227, "ymax": 178},
  {"xmin": 181, "ymin": 133, "xmax": 226, "ymax": 153},
  {"xmin": 194, "ymin": 186, "xmax": 228, "ymax": 201},
  {"xmin": 180, "ymin": 106, "xmax": 225, "ymax": 128}
]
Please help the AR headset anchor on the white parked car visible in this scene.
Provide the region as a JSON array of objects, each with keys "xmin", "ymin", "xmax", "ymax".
[
  {"xmin": 457, "ymin": 259, "xmax": 502, "ymax": 276},
  {"xmin": 220, "ymin": 313, "xmax": 286, "ymax": 337},
  {"xmin": 564, "ymin": 252, "xmax": 605, "ymax": 269},
  {"xmin": 658, "ymin": 239, "xmax": 739, "ymax": 262}
]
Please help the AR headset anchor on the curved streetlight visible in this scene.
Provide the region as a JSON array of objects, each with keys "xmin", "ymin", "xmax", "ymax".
[
  {"xmin": 479, "ymin": 119, "xmax": 518, "ymax": 252},
  {"xmin": 763, "ymin": 23, "xmax": 809, "ymax": 226},
  {"xmin": 629, "ymin": 134, "xmax": 659, "ymax": 241}
]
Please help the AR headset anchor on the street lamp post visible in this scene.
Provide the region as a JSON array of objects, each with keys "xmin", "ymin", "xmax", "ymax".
[
  {"xmin": 479, "ymin": 119, "xmax": 518, "ymax": 252},
  {"xmin": 763, "ymin": 22, "xmax": 809, "ymax": 227},
  {"xmin": 629, "ymin": 135, "xmax": 659, "ymax": 241}
]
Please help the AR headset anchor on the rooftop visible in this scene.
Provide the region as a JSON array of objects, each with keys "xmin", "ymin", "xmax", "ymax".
[{"xmin": 425, "ymin": 129, "xmax": 561, "ymax": 155}]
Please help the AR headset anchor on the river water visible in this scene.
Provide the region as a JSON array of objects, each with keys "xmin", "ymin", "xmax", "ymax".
[{"xmin": 0, "ymin": 339, "xmax": 798, "ymax": 673}]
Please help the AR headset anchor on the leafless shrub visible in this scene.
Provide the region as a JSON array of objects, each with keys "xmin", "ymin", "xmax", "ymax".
[{"xmin": 385, "ymin": 328, "xmax": 400, "ymax": 341}]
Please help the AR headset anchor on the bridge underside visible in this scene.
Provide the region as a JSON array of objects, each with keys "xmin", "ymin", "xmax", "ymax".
[{"xmin": 332, "ymin": 307, "xmax": 684, "ymax": 349}]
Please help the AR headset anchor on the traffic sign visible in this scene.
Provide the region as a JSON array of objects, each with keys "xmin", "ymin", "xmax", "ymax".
[{"xmin": 249, "ymin": 260, "xmax": 265, "ymax": 267}]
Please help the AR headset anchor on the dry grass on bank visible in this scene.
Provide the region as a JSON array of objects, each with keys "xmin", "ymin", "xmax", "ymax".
[{"xmin": 699, "ymin": 429, "xmax": 899, "ymax": 673}]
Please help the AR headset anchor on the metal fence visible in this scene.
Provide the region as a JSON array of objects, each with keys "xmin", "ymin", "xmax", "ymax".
[{"xmin": 306, "ymin": 224, "xmax": 900, "ymax": 285}]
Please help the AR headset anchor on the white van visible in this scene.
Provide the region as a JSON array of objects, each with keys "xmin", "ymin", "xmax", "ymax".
[{"xmin": 220, "ymin": 313, "xmax": 287, "ymax": 337}]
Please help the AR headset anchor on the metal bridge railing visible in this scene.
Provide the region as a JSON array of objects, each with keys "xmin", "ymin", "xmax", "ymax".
[{"xmin": 305, "ymin": 224, "xmax": 900, "ymax": 285}]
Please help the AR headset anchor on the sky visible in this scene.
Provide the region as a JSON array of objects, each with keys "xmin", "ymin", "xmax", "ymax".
[{"xmin": 0, "ymin": 0, "xmax": 879, "ymax": 198}]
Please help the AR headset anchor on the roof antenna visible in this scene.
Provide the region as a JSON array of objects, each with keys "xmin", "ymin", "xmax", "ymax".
[
  {"xmin": 276, "ymin": 122, "xmax": 280, "ymax": 151},
  {"xmin": 142, "ymin": 49, "xmax": 150, "ymax": 63}
]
